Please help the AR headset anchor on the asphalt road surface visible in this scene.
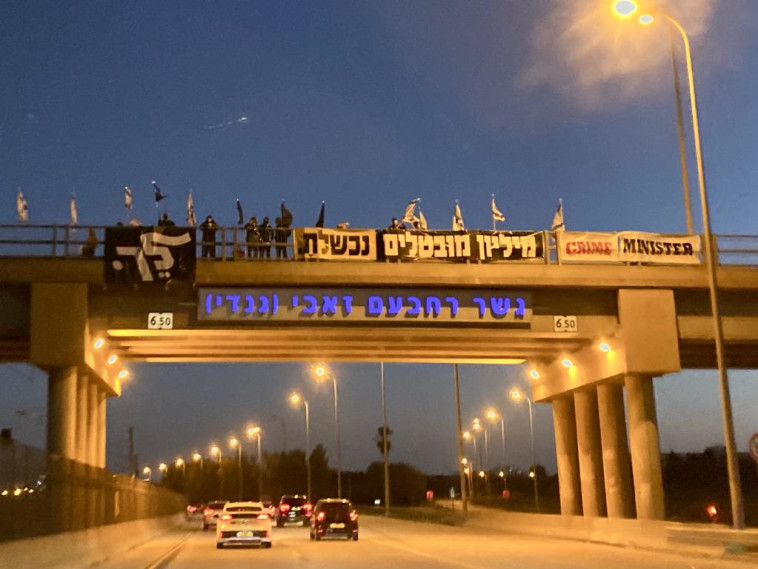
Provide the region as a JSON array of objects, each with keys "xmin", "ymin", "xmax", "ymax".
[{"xmin": 100, "ymin": 516, "xmax": 756, "ymax": 569}]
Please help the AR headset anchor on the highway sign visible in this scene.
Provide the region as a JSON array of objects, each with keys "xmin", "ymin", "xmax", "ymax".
[
  {"xmin": 554, "ymin": 315, "xmax": 578, "ymax": 332},
  {"xmin": 148, "ymin": 312, "xmax": 173, "ymax": 330},
  {"xmin": 749, "ymin": 433, "xmax": 758, "ymax": 463}
]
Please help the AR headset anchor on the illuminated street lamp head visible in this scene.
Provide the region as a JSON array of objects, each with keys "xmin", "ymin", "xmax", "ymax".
[
  {"xmin": 143, "ymin": 466, "xmax": 151, "ymax": 475},
  {"xmin": 93, "ymin": 338, "xmax": 104, "ymax": 349},
  {"xmin": 486, "ymin": 408, "xmax": 498, "ymax": 421},
  {"xmin": 478, "ymin": 470, "xmax": 486, "ymax": 478},
  {"xmin": 472, "ymin": 420, "xmax": 482, "ymax": 432},
  {"xmin": 461, "ymin": 457, "xmax": 468, "ymax": 465},
  {"xmin": 247, "ymin": 426, "xmax": 261, "ymax": 437},
  {"xmin": 561, "ymin": 358, "xmax": 574, "ymax": 369},
  {"xmin": 158, "ymin": 462, "xmax": 168, "ymax": 472},
  {"xmin": 107, "ymin": 354, "xmax": 118, "ymax": 365},
  {"xmin": 289, "ymin": 392, "xmax": 301, "ymax": 405},
  {"xmin": 612, "ymin": 0, "xmax": 638, "ymax": 18},
  {"xmin": 175, "ymin": 458, "xmax": 184, "ymax": 467},
  {"xmin": 463, "ymin": 467, "xmax": 470, "ymax": 475},
  {"xmin": 192, "ymin": 453, "xmax": 202, "ymax": 462},
  {"xmin": 529, "ymin": 470, "xmax": 536, "ymax": 479},
  {"xmin": 463, "ymin": 430, "xmax": 471, "ymax": 441},
  {"xmin": 498, "ymin": 471, "xmax": 505, "ymax": 478},
  {"xmin": 598, "ymin": 342, "xmax": 612, "ymax": 353},
  {"xmin": 229, "ymin": 437, "xmax": 239, "ymax": 448},
  {"xmin": 314, "ymin": 364, "xmax": 327, "ymax": 378},
  {"xmin": 117, "ymin": 370, "xmax": 129, "ymax": 380},
  {"xmin": 509, "ymin": 387, "xmax": 523, "ymax": 402},
  {"xmin": 210, "ymin": 445, "xmax": 221, "ymax": 456},
  {"xmin": 529, "ymin": 368, "xmax": 540, "ymax": 380},
  {"xmin": 639, "ymin": 14, "xmax": 654, "ymax": 25}
]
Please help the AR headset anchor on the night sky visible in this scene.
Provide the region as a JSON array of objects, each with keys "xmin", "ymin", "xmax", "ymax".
[{"xmin": 1, "ymin": 0, "xmax": 756, "ymax": 476}]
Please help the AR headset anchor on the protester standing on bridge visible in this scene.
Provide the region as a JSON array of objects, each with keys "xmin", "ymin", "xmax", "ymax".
[
  {"xmin": 199, "ymin": 215, "xmax": 219, "ymax": 258},
  {"xmin": 259, "ymin": 216, "xmax": 273, "ymax": 258},
  {"xmin": 157, "ymin": 213, "xmax": 175, "ymax": 227},
  {"xmin": 80, "ymin": 228, "xmax": 98, "ymax": 257},
  {"xmin": 274, "ymin": 216, "xmax": 290, "ymax": 258},
  {"xmin": 387, "ymin": 217, "xmax": 402, "ymax": 231},
  {"xmin": 244, "ymin": 216, "xmax": 260, "ymax": 258}
]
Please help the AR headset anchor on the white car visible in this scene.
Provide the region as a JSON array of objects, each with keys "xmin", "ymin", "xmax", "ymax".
[
  {"xmin": 216, "ymin": 501, "xmax": 273, "ymax": 549},
  {"xmin": 202, "ymin": 500, "xmax": 227, "ymax": 530}
]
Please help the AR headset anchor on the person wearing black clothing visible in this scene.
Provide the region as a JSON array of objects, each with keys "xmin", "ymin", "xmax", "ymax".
[
  {"xmin": 274, "ymin": 216, "xmax": 290, "ymax": 258},
  {"xmin": 387, "ymin": 217, "xmax": 402, "ymax": 230},
  {"xmin": 259, "ymin": 216, "xmax": 273, "ymax": 258},
  {"xmin": 199, "ymin": 215, "xmax": 218, "ymax": 258},
  {"xmin": 158, "ymin": 213, "xmax": 176, "ymax": 227},
  {"xmin": 244, "ymin": 216, "xmax": 260, "ymax": 258}
]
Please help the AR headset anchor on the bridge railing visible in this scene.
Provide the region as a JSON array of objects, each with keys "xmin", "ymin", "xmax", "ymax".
[
  {"xmin": 0, "ymin": 441, "xmax": 185, "ymax": 542},
  {"xmin": 0, "ymin": 224, "xmax": 756, "ymax": 266}
]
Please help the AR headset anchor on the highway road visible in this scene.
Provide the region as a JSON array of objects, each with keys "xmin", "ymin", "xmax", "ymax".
[{"xmin": 97, "ymin": 515, "xmax": 756, "ymax": 569}]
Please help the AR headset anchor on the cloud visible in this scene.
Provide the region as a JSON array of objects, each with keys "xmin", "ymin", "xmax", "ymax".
[{"xmin": 520, "ymin": 0, "xmax": 717, "ymax": 110}]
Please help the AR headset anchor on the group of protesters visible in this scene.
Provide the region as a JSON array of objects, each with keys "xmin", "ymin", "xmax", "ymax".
[{"xmin": 197, "ymin": 214, "xmax": 291, "ymax": 259}]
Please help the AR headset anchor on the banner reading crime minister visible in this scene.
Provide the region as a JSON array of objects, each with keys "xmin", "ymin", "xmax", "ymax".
[
  {"xmin": 618, "ymin": 232, "xmax": 700, "ymax": 265},
  {"xmin": 557, "ymin": 232, "xmax": 618, "ymax": 263}
]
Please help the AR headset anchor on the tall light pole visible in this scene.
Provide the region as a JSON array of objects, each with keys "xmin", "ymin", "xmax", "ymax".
[
  {"xmin": 229, "ymin": 437, "xmax": 243, "ymax": 501},
  {"xmin": 510, "ymin": 387, "xmax": 539, "ymax": 513},
  {"xmin": 290, "ymin": 393, "xmax": 311, "ymax": 500},
  {"xmin": 486, "ymin": 408, "xmax": 507, "ymax": 491},
  {"xmin": 192, "ymin": 452, "xmax": 204, "ymax": 469},
  {"xmin": 247, "ymin": 426, "xmax": 263, "ymax": 500},
  {"xmin": 210, "ymin": 444, "xmax": 221, "ymax": 462},
  {"xmin": 380, "ymin": 362, "xmax": 390, "ymax": 516},
  {"xmin": 314, "ymin": 364, "xmax": 342, "ymax": 498},
  {"xmin": 612, "ymin": 0, "xmax": 745, "ymax": 531},
  {"xmin": 463, "ymin": 430, "xmax": 476, "ymax": 498},
  {"xmin": 453, "ymin": 364, "xmax": 468, "ymax": 514}
]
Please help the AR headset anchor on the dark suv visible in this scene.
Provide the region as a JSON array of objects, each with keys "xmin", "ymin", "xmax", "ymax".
[
  {"xmin": 310, "ymin": 498, "xmax": 358, "ymax": 541},
  {"xmin": 276, "ymin": 494, "xmax": 312, "ymax": 527}
]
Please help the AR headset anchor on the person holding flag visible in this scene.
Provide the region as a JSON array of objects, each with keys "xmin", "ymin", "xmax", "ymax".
[
  {"xmin": 70, "ymin": 193, "xmax": 78, "ymax": 226},
  {"xmin": 491, "ymin": 194, "xmax": 505, "ymax": 230},
  {"xmin": 186, "ymin": 190, "xmax": 196, "ymax": 227},
  {"xmin": 16, "ymin": 190, "xmax": 29, "ymax": 224},
  {"xmin": 124, "ymin": 186, "xmax": 133, "ymax": 210},
  {"xmin": 452, "ymin": 201, "xmax": 465, "ymax": 231},
  {"xmin": 551, "ymin": 199, "xmax": 565, "ymax": 233}
]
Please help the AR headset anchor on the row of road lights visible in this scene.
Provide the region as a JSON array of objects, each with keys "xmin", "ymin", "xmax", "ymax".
[
  {"xmin": 460, "ymin": 388, "xmax": 538, "ymax": 512},
  {"xmin": 612, "ymin": 0, "xmax": 744, "ymax": 529}
]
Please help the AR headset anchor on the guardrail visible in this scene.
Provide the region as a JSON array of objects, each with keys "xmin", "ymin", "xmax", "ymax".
[
  {"xmin": 0, "ymin": 442, "xmax": 185, "ymax": 542},
  {"xmin": 0, "ymin": 224, "xmax": 756, "ymax": 266}
]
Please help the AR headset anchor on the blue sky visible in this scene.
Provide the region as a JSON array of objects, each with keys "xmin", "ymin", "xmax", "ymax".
[{"xmin": 1, "ymin": 0, "xmax": 756, "ymax": 475}]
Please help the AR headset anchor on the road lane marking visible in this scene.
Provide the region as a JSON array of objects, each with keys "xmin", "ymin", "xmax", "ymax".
[
  {"xmin": 371, "ymin": 538, "xmax": 487, "ymax": 569},
  {"xmin": 142, "ymin": 532, "xmax": 192, "ymax": 569}
]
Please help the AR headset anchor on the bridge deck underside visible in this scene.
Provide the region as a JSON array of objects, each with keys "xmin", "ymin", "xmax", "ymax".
[{"xmin": 107, "ymin": 328, "xmax": 593, "ymax": 364}]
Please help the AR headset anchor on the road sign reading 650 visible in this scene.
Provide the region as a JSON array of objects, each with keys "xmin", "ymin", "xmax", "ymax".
[
  {"xmin": 750, "ymin": 433, "xmax": 758, "ymax": 463},
  {"xmin": 148, "ymin": 312, "xmax": 173, "ymax": 330},
  {"xmin": 554, "ymin": 315, "xmax": 578, "ymax": 332}
]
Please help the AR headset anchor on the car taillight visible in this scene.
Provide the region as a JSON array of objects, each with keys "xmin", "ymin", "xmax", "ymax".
[
  {"xmin": 279, "ymin": 504, "xmax": 290, "ymax": 513},
  {"xmin": 316, "ymin": 512, "xmax": 325, "ymax": 522},
  {"xmin": 303, "ymin": 503, "xmax": 312, "ymax": 513},
  {"xmin": 220, "ymin": 514, "xmax": 232, "ymax": 521},
  {"xmin": 349, "ymin": 510, "xmax": 358, "ymax": 521},
  {"xmin": 202, "ymin": 507, "xmax": 212, "ymax": 515},
  {"xmin": 257, "ymin": 513, "xmax": 270, "ymax": 520}
]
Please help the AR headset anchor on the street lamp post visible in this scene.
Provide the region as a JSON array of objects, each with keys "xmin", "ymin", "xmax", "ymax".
[
  {"xmin": 210, "ymin": 445, "xmax": 222, "ymax": 462},
  {"xmin": 314, "ymin": 364, "xmax": 342, "ymax": 498},
  {"xmin": 510, "ymin": 387, "xmax": 539, "ymax": 513},
  {"xmin": 463, "ymin": 430, "xmax": 476, "ymax": 498},
  {"xmin": 380, "ymin": 362, "xmax": 390, "ymax": 516},
  {"xmin": 192, "ymin": 452, "xmax": 204, "ymax": 469},
  {"xmin": 247, "ymin": 426, "xmax": 263, "ymax": 500},
  {"xmin": 486, "ymin": 408, "xmax": 507, "ymax": 491},
  {"xmin": 612, "ymin": 0, "xmax": 745, "ymax": 531},
  {"xmin": 290, "ymin": 393, "xmax": 311, "ymax": 500},
  {"xmin": 229, "ymin": 437, "xmax": 243, "ymax": 501}
]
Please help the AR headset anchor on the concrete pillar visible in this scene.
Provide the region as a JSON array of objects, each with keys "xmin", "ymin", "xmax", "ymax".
[
  {"xmin": 597, "ymin": 383, "xmax": 635, "ymax": 518},
  {"xmin": 574, "ymin": 389, "xmax": 606, "ymax": 517},
  {"xmin": 96, "ymin": 388, "xmax": 107, "ymax": 469},
  {"xmin": 75, "ymin": 370, "xmax": 89, "ymax": 464},
  {"xmin": 552, "ymin": 396, "xmax": 582, "ymax": 516},
  {"xmin": 47, "ymin": 366, "xmax": 78, "ymax": 459},
  {"xmin": 87, "ymin": 381, "xmax": 99, "ymax": 466},
  {"xmin": 625, "ymin": 373, "xmax": 665, "ymax": 520}
]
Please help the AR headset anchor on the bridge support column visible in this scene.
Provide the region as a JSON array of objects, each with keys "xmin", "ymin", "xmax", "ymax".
[
  {"xmin": 552, "ymin": 396, "xmax": 582, "ymax": 516},
  {"xmin": 96, "ymin": 386, "xmax": 107, "ymax": 469},
  {"xmin": 597, "ymin": 383, "xmax": 635, "ymax": 518},
  {"xmin": 47, "ymin": 367, "xmax": 78, "ymax": 459},
  {"xmin": 574, "ymin": 389, "xmax": 606, "ymax": 517},
  {"xmin": 87, "ymin": 381, "xmax": 99, "ymax": 466},
  {"xmin": 76, "ymin": 371, "xmax": 89, "ymax": 463},
  {"xmin": 625, "ymin": 373, "xmax": 665, "ymax": 520}
]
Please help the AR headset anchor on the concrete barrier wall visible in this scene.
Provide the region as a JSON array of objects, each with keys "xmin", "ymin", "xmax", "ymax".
[{"xmin": 0, "ymin": 513, "xmax": 184, "ymax": 569}]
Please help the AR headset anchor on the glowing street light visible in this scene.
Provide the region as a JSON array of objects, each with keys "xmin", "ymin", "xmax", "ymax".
[
  {"xmin": 612, "ymin": 0, "xmax": 745, "ymax": 531},
  {"xmin": 246, "ymin": 426, "xmax": 264, "ymax": 500},
  {"xmin": 229, "ymin": 437, "xmax": 243, "ymax": 500},
  {"xmin": 210, "ymin": 444, "xmax": 222, "ymax": 462},
  {"xmin": 312, "ymin": 363, "xmax": 342, "ymax": 498},
  {"xmin": 611, "ymin": 0, "xmax": 637, "ymax": 18},
  {"xmin": 192, "ymin": 452, "xmax": 204, "ymax": 468},
  {"xmin": 289, "ymin": 392, "xmax": 311, "ymax": 501},
  {"xmin": 142, "ymin": 466, "xmax": 152, "ymax": 482},
  {"xmin": 510, "ymin": 387, "xmax": 539, "ymax": 513},
  {"xmin": 158, "ymin": 462, "xmax": 168, "ymax": 473}
]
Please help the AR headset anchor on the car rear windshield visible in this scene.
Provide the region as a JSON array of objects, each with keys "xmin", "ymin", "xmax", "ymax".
[
  {"xmin": 226, "ymin": 507, "xmax": 262, "ymax": 513},
  {"xmin": 208, "ymin": 502, "xmax": 226, "ymax": 509},
  {"xmin": 283, "ymin": 497, "xmax": 306, "ymax": 506},
  {"xmin": 318, "ymin": 503, "xmax": 350, "ymax": 515}
]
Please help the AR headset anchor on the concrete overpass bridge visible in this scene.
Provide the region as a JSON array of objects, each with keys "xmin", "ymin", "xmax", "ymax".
[{"xmin": 0, "ymin": 225, "xmax": 756, "ymax": 531}]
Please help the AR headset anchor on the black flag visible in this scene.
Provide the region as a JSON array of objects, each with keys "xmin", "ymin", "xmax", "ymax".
[
  {"xmin": 281, "ymin": 201, "xmax": 293, "ymax": 228},
  {"xmin": 315, "ymin": 201, "xmax": 325, "ymax": 228},
  {"xmin": 236, "ymin": 199, "xmax": 244, "ymax": 225},
  {"xmin": 153, "ymin": 181, "xmax": 167, "ymax": 203}
]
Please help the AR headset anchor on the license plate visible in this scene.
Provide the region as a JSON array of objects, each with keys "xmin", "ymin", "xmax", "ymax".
[
  {"xmin": 238, "ymin": 531, "xmax": 253, "ymax": 537},
  {"xmin": 330, "ymin": 523, "xmax": 345, "ymax": 529}
]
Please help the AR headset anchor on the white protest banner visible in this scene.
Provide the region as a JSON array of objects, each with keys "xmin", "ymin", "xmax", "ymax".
[
  {"xmin": 557, "ymin": 232, "xmax": 618, "ymax": 263},
  {"xmin": 618, "ymin": 232, "xmax": 701, "ymax": 265}
]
